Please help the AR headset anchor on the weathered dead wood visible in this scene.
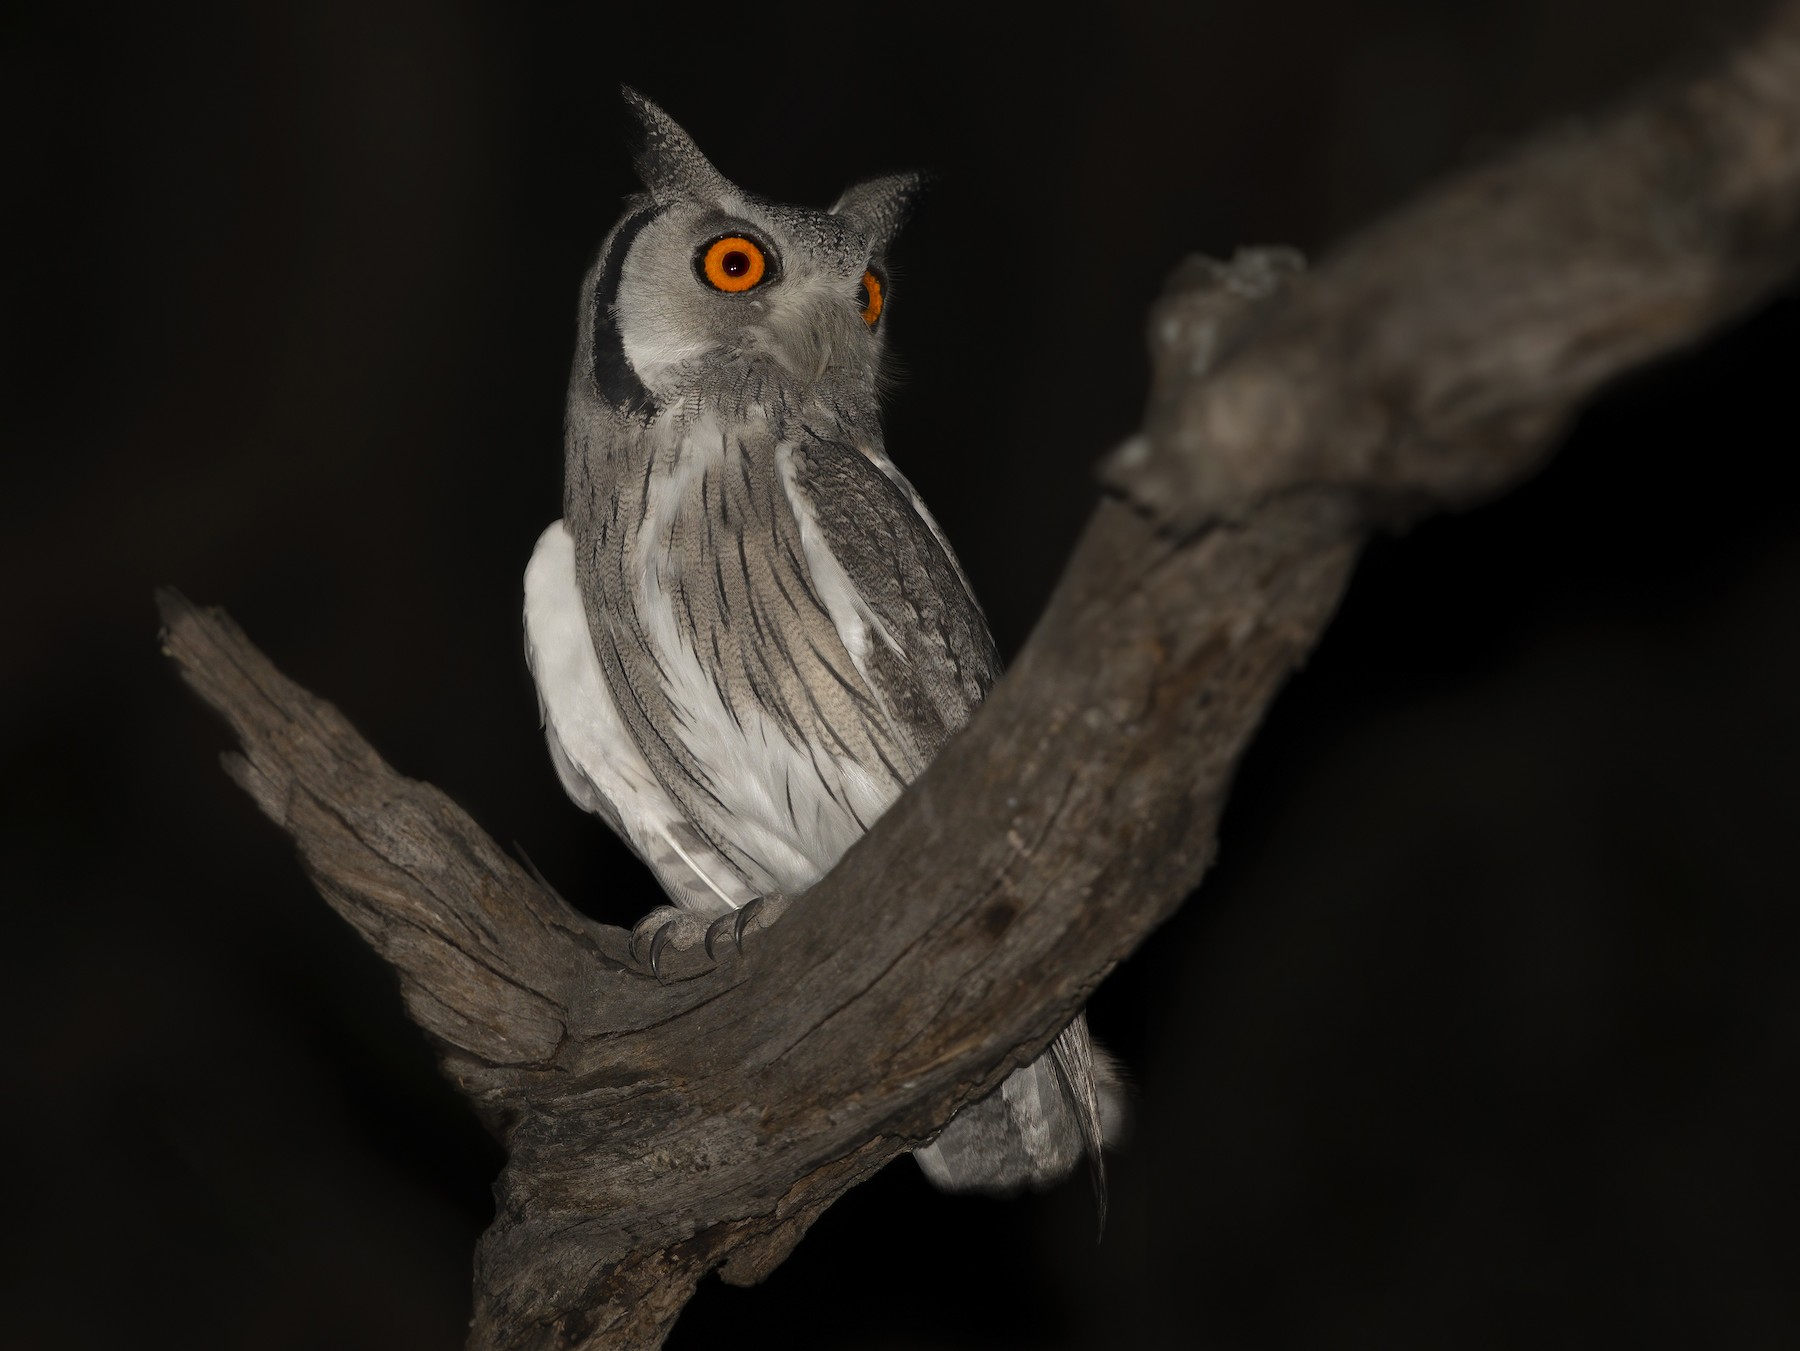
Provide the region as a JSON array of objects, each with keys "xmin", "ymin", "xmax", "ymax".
[{"xmin": 160, "ymin": 5, "xmax": 1800, "ymax": 1347}]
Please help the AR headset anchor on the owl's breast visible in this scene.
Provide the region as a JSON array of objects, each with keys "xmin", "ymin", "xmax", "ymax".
[{"xmin": 614, "ymin": 425, "xmax": 921, "ymax": 890}]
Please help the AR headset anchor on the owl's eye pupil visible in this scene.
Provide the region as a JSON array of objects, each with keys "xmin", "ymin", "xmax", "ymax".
[{"xmin": 721, "ymin": 251, "xmax": 751, "ymax": 277}]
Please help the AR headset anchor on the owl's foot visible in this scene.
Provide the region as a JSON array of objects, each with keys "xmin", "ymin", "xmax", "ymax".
[
  {"xmin": 629, "ymin": 906, "xmax": 711, "ymax": 983},
  {"xmin": 703, "ymin": 892, "xmax": 790, "ymax": 961},
  {"xmin": 630, "ymin": 895, "xmax": 792, "ymax": 983}
]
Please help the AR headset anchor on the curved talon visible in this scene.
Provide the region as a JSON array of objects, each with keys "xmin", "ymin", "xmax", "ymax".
[
  {"xmin": 704, "ymin": 912, "xmax": 738, "ymax": 963},
  {"xmin": 648, "ymin": 922, "xmax": 675, "ymax": 984},
  {"xmin": 732, "ymin": 895, "xmax": 767, "ymax": 949}
]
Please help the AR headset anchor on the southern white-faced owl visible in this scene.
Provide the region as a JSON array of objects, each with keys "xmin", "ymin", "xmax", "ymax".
[{"xmin": 524, "ymin": 90, "xmax": 1109, "ymax": 1195}]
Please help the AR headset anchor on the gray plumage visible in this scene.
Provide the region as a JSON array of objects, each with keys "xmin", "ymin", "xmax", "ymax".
[{"xmin": 523, "ymin": 89, "xmax": 1111, "ymax": 1197}]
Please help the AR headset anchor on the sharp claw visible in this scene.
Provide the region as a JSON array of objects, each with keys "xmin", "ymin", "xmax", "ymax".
[
  {"xmin": 704, "ymin": 912, "xmax": 736, "ymax": 963},
  {"xmin": 648, "ymin": 922, "xmax": 674, "ymax": 984},
  {"xmin": 732, "ymin": 896, "xmax": 766, "ymax": 950}
]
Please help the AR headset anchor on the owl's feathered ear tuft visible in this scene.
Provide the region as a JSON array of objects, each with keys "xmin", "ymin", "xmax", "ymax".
[
  {"xmin": 622, "ymin": 87, "xmax": 732, "ymax": 205},
  {"xmin": 831, "ymin": 171, "xmax": 928, "ymax": 255}
]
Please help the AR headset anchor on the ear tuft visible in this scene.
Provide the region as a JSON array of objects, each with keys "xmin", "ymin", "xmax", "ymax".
[
  {"xmin": 831, "ymin": 171, "xmax": 929, "ymax": 254},
  {"xmin": 621, "ymin": 87, "xmax": 731, "ymax": 204}
]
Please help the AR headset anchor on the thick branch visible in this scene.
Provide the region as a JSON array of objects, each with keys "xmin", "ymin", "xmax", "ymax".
[
  {"xmin": 161, "ymin": 6, "xmax": 1800, "ymax": 1348},
  {"xmin": 1106, "ymin": 3, "xmax": 1800, "ymax": 528}
]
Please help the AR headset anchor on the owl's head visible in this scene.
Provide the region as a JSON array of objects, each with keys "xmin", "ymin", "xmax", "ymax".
[{"xmin": 578, "ymin": 90, "xmax": 922, "ymax": 421}]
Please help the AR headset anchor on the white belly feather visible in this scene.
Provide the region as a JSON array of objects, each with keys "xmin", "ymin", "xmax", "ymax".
[
  {"xmin": 525, "ymin": 521, "xmax": 754, "ymax": 916},
  {"xmin": 524, "ymin": 466, "xmax": 912, "ymax": 913}
]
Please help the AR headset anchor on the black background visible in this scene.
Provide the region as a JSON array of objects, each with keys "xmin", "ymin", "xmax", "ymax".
[{"xmin": 6, "ymin": 1, "xmax": 1798, "ymax": 1347}]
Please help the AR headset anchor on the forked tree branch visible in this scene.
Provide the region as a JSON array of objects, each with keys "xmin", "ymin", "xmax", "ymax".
[{"xmin": 161, "ymin": 6, "xmax": 1800, "ymax": 1347}]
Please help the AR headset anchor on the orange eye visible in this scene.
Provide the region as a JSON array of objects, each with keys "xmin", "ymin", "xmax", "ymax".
[
  {"xmin": 857, "ymin": 269, "xmax": 884, "ymax": 327},
  {"xmin": 698, "ymin": 235, "xmax": 768, "ymax": 292}
]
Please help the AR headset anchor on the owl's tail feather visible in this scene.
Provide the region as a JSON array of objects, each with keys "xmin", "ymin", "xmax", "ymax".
[
  {"xmin": 1050, "ymin": 1014, "xmax": 1110, "ymax": 1231},
  {"xmin": 912, "ymin": 1012, "xmax": 1118, "ymax": 1224}
]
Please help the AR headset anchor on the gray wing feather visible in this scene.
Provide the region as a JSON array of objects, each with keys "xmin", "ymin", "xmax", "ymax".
[
  {"xmin": 786, "ymin": 438, "xmax": 1114, "ymax": 1202},
  {"xmin": 784, "ymin": 436, "xmax": 1000, "ymax": 759}
]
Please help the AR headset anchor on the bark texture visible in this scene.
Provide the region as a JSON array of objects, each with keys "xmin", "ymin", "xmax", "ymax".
[{"xmin": 160, "ymin": 5, "xmax": 1800, "ymax": 1346}]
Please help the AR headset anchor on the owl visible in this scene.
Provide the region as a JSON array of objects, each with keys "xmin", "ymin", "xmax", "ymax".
[{"xmin": 523, "ymin": 90, "xmax": 1110, "ymax": 1196}]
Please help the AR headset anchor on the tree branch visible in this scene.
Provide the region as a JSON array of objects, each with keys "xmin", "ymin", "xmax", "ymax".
[{"xmin": 160, "ymin": 6, "xmax": 1800, "ymax": 1347}]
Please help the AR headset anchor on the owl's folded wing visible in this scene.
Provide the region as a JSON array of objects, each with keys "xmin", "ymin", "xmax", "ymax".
[{"xmin": 776, "ymin": 433, "xmax": 1001, "ymax": 766}]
